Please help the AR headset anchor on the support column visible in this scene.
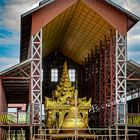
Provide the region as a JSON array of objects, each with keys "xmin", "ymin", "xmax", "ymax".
[
  {"xmin": 103, "ymin": 41, "xmax": 107, "ymax": 126},
  {"xmin": 115, "ymin": 30, "xmax": 127, "ymax": 124},
  {"xmin": 31, "ymin": 30, "xmax": 42, "ymax": 124},
  {"xmin": 99, "ymin": 41, "xmax": 104, "ymax": 126},
  {"xmin": 0, "ymin": 79, "xmax": 3, "ymax": 112},
  {"xmin": 103, "ymin": 30, "xmax": 116, "ymax": 126},
  {"xmin": 104, "ymin": 38, "xmax": 111, "ymax": 126},
  {"xmin": 0, "ymin": 79, "xmax": 7, "ymax": 112},
  {"xmin": 94, "ymin": 46, "xmax": 99, "ymax": 126},
  {"xmin": 0, "ymin": 79, "xmax": 7, "ymax": 139},
  {"xmin": 0, "ymin": 79, "xmax": 2, "ymax": 140},
  {"xmin": 109, "ymin": 30, "xmax": 116, "ymax": 125},
  {"xmin": 138, "ymin": 87, "xmax": 140, "ymax": 113},
  {"xmin": 90, "ymin": 46, "xmax": 98, "ymax": 127}
]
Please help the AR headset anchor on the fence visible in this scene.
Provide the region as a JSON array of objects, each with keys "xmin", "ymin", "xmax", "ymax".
[
  {"xmin": 0, "ymin": 112, "xmax": 30, "ymax": 125},
  {"xmin": 128, "ymin": 113, "xmax": 140, "ymax": 125},
  {"xmin": 32, "ymin": 128, "xmax": 138, "ymax": 140}
]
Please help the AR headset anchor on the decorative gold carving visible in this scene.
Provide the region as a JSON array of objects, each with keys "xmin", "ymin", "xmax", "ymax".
[{"xmin": 44, "ymin": 61, "xmax": 91, "ymax": 133}]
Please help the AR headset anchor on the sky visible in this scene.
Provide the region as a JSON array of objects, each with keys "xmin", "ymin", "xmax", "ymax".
[{"xmin": 0, "ymin": 0, "xmax": 140, "ymax": 72}]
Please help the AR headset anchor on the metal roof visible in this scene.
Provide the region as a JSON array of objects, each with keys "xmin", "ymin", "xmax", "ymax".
[
  {"xmin": 22, "ymin": 0, "xmax": 140, "ymax": 21},
  {"xmin": 21, "ymin": 0, "xmax": 54, "ymax": 18},
  {"xmin": 0, "ymin": 59, "xmax": 32, "ymax": 103},
  {"xmin": 0, "ymin": 58, "xmax": 32, "ymax": 76},
  {"xmin": 20, "ymin": 0, "xmax": 140, "ymax": 62},
  {"xmin": 127, "ymin": 60, "xmax": 140, "ymax": 93}
]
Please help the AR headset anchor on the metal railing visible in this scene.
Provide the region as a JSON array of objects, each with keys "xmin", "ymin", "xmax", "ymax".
[
  {"xmin": 7, "ymin": 130, "xmax": 25, "ymax": 140},
  {"xmin": 1, "ymin": 112, "xmax": 139, "ymax": 125},
  {"xmin": 32, "ymin": 128, "xmax": 138, "ymax": 140},
  {"xmin": 0, "ymin": 112, "xmax": 30, "ymax": 125},
  {"xmin": 128, "ymin": 113, "xmax": 140, "ymax": 125}
]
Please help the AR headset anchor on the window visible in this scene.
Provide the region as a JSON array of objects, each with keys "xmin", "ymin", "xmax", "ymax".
[
  {"xmin": 51, "ymin": 68, "xmax": 58, "ymax": 82},
  {"xmin": 69, "ymin": 69, "xmax": 75, "ymax": 82}
]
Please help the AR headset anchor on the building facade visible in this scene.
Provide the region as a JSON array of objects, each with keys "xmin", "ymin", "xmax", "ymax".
[{"xmin": 0, "ymin": 0, "xmax": 140, "ymax": 139}]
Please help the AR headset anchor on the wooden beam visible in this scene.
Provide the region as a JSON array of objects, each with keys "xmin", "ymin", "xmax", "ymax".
[
  {"xmin": 3, "ymin": 84, "xmax": 29, "ymax": 87},
  {"xmin": 0, "ymin": 77, "xmax": 31, "ymax": 80},
  {"xmin": 127, "ymin": 78, "xmax": 140, "ymax": 81},
  {"xmin": 3, "ymin": 81, "xmax": 29, "ymax": 84},
  {"xmin": 3, "ymin": 80, "xmax": 30, "ymax": 84},
  {"xmin": 5, "ymin": 89, "xmax": 29, "ymax": 91},
  {"xmin": 5, "ymin": 87, "xmax": 29, "ymax": 90},
  {"xmin": 18, "ymin": 67, "xmax": 30, "ymax": 77},
  {"xmin": 127, "ymin": 70, "xmax": 137, "ymax": 78}
]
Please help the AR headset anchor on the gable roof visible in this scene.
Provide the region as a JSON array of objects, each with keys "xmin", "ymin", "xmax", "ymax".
[
  {"xmin": 20, "ymin": 0, "xmax": 140, "ymax": 62},
  {"xmin": 23, "ymin": 0, "xmax": 140, "ymax": 21}
]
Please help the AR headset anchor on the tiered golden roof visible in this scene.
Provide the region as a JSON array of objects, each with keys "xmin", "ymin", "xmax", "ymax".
[
  {"xmin": 54, "ymin": 61, "xmax": 75, "ymax": 103},
  {"xmin": 44, "ymin": 61, "xmax": 91, "ymax": 133}
]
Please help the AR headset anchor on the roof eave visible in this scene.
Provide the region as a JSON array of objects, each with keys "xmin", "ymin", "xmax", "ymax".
[
  {"xmin": 21, "ymin": 0, "xmax": 54, "ymax": 18},
  {"xmin": 0, "ymin": 58, "xmax": 32, "ymax": 76},
  {"xmin": 128, "ymin": 60, "xmax": 140, "ymax": 69},
  {"xmin": 105, "ymin": 0, "xmax": 140, "ymax": 30}
]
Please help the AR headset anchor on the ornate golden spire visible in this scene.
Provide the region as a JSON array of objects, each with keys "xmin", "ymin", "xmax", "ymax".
[
  {"xmin": 59, "ymin": 61, "xmax": 71, "ymax": 85},
  {"xmin": 54, "ymin": 61, "xmax": 75, "ymax": 98}
]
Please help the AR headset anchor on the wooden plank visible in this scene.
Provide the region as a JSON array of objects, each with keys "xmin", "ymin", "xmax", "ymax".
[
  {"xmin": 3, "ymin": 81, "xmax": 29, "ymax": 84},
  {"xmin": 0, "ymin": 77, "xmax": 30, "ymax": 80}
]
